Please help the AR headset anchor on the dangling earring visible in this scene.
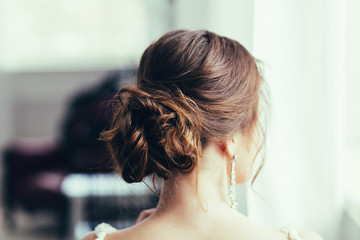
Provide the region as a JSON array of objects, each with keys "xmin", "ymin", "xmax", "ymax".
[{"xmin": 228, "ymin": 154, "xmax": 238, "ymax": 209}]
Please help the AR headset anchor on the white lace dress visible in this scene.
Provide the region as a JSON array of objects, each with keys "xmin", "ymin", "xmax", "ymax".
[
  {"xmin": 94, "ymin": 223, "xmax": 117, "ymax": 240},
  {"xmin": 94, "ymin": 222, "xmax": 303, "ymax": 240}
]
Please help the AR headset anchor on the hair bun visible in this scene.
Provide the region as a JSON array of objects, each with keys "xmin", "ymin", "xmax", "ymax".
[{"xmin": 100, "ymin": 86, "xmax": 202, "ymax": 183}]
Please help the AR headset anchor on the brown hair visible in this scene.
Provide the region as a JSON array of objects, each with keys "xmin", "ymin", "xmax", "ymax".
[{"xmin": 100, "ymin": 30, "xmax": 266, "ymax": 184}]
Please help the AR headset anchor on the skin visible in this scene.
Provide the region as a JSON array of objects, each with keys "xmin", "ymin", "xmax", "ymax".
[{"xmin": 82, "ymin": 132, "xmax": 323, "ymax": 240}]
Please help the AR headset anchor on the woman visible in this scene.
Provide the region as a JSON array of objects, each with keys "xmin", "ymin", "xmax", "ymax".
[{"xmin": 82, "ymin": 30, "xmax": 322, "ymax": 240}]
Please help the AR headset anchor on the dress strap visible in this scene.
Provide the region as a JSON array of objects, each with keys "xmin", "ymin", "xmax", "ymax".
[
  {"xmin": 94, "ymin": 223, "xmax": 118, "ymax": 240},
  {"xmin": 281, "ymin": 227, "xmax": 302, "ymax": 240}
]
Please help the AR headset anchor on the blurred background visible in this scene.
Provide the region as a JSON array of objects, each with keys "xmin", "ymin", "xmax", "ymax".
[{"xmin": 0, "ymin": 0, "xmax": 359, "ymax": 240}]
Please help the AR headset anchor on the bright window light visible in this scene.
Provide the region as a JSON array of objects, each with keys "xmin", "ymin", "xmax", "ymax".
[{"xmin": 0, "ymin": 0, "xmax": 150, "ymax": 72}]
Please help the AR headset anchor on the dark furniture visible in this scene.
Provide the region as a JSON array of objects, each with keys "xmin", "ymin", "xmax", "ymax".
[
  {"xmin": 3, "ymin": 138, "xmax": 68, "ymax": 234},
  {"xmin": 2, "ymin": 69, "xmax": 147, "ymax": 237}
]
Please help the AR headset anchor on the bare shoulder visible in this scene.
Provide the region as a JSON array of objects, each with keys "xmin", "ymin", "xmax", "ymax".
[
  {"xmin": 81, "ymin": 231, "xmax": 97, "ymax": 240},
  {"xmin": 299, "ymin": 230, "xmax": 323, "ymax": 240},
  {"xmin": 81, "ymin": 229, "xmax": 131, "ymax": 240}
]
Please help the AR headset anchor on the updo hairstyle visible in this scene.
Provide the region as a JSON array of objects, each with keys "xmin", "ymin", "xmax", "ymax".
[{"xmin": 100, "ymin": 30, "xmax": 264, "ymax": 183}]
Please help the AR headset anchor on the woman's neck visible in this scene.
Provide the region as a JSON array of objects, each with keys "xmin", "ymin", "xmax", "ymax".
[{"xmin": 154, "ymin": 143, "xmax": 232, "ymax": 215}]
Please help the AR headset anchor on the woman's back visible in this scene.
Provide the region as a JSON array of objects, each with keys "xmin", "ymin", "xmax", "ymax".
[{"xmin": 85, "ymin": 205, "xmax": 320, "ymax": 240}]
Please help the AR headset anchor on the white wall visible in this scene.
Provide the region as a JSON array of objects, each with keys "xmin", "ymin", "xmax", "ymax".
[
  {"xmin": 344, "ymin": 1, "xmax": 360, "ymax": 238},
  {"xmin": 345, "ymin": 0, "xmax": 360, "ymax": 144},
  {"xmin": 3, "ymin": 70, "xmax": 108, "ymax": 139},
  {"xmin": 173, "ymin": 0, "xmax": 254, "ymax": 50},
  {"xmin": 0, "ymin": 76, "xmax": 11, "ymax": 149}
]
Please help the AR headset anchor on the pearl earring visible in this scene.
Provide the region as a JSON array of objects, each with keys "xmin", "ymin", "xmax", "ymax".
[{"xmin": 228, "ymin": 154, "xmax": 238, "ymax": 209}]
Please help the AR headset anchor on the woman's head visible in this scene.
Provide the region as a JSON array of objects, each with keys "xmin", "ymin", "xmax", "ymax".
[{"xmin": 100, "ymin": 30, "xmax": 265, "ymax": 184}]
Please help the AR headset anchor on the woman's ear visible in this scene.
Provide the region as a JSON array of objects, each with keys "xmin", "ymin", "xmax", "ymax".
[
  {"xmin": 225, "ymin": 137, "xmax": 237, "ymax": 159},
  {"xmin": 216, "ymin": 141, "xmax": 228, "ymax": 156},
  {"xmin": 216, "ymin": 135, "xmax": 239, "ymax": 160}
]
